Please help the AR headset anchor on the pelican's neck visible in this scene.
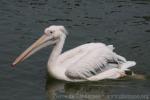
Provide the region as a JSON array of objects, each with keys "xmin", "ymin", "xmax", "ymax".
[{"xmin": 48, "ymin": 35, "xmax": 66, "ymax": 66}]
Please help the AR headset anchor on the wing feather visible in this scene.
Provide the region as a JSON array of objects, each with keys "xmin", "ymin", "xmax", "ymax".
[{"xmin": 65, "ymin": 45, "xmax": 124, "ymax": 80}]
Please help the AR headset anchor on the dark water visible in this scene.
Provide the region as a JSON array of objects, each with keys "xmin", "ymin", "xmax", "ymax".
[{"xmin": 0, "ymin": 0, "xmax": 150, "ymax": 100}]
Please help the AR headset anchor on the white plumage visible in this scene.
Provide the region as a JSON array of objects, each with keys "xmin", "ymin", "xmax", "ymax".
[{"xmin": 12, "ymin": 25, "xmax": 136, "ymax": 82}]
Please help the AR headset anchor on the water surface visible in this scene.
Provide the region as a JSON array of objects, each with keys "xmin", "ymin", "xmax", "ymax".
[{"xmin": 0, "ymin": 0, "xmax": 150, "ymax": 100}]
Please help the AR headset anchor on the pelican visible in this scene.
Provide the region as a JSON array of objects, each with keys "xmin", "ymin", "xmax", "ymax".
[{"xmin": 12, "ymin": 25, "xmax": 136, "ymax": 82}]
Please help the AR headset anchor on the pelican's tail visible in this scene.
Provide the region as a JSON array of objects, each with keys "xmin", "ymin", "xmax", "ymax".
[{"xmin": 120, "ymin": 61, "xmax": 136, "ymax": 71}]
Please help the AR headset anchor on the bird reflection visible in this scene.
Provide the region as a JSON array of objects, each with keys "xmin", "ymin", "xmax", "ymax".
[
  {"xmin": 45, "ymin": 73, "xmax": 146, "ymax": 100},
  {"xmin": 46, "ymin": 77, "xmax": 122, "ymax": 100}
]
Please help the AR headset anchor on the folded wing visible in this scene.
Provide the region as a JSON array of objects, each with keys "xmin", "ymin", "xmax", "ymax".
[{"xmin": 65, "ymin": 46, "xmax": 126, "ymax": 80}]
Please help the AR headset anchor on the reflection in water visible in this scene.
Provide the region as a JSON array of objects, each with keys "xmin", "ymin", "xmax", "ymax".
[
  {"xmin": 45, "ymin": 77, "xmax": 137, "ymax": 100},
  {"xmin": 46, "ymin": 74, "xmax": 149, "ymax": 100},
  {"xmin": 46, "ymin": 79, "xmax": 111, "ymax": 100}
]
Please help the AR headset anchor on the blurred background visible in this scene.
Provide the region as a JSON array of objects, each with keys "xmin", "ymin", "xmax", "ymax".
[{"xmin": 0, "ymin": 0, "xmax": 150, "ymax": 100}]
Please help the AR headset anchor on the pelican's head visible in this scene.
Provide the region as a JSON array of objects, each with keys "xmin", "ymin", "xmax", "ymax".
[
  {"xmin": 44, "ymin": 25, "xmax": 68, "ymax": 38},
  {"xmin": 12, "ymin": 25, "xmax": 68, "ymax": 67}
]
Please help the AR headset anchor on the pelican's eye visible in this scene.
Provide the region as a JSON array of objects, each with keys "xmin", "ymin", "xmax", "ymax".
[{"xmin": 49, "ymin": 30, "xmax": 54, "ymax": 34}]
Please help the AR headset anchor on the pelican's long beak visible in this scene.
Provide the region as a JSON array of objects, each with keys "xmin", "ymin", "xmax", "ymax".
[{"xmin": 12, "ymin": 34, "xmax": 53, "ymax": 67}]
